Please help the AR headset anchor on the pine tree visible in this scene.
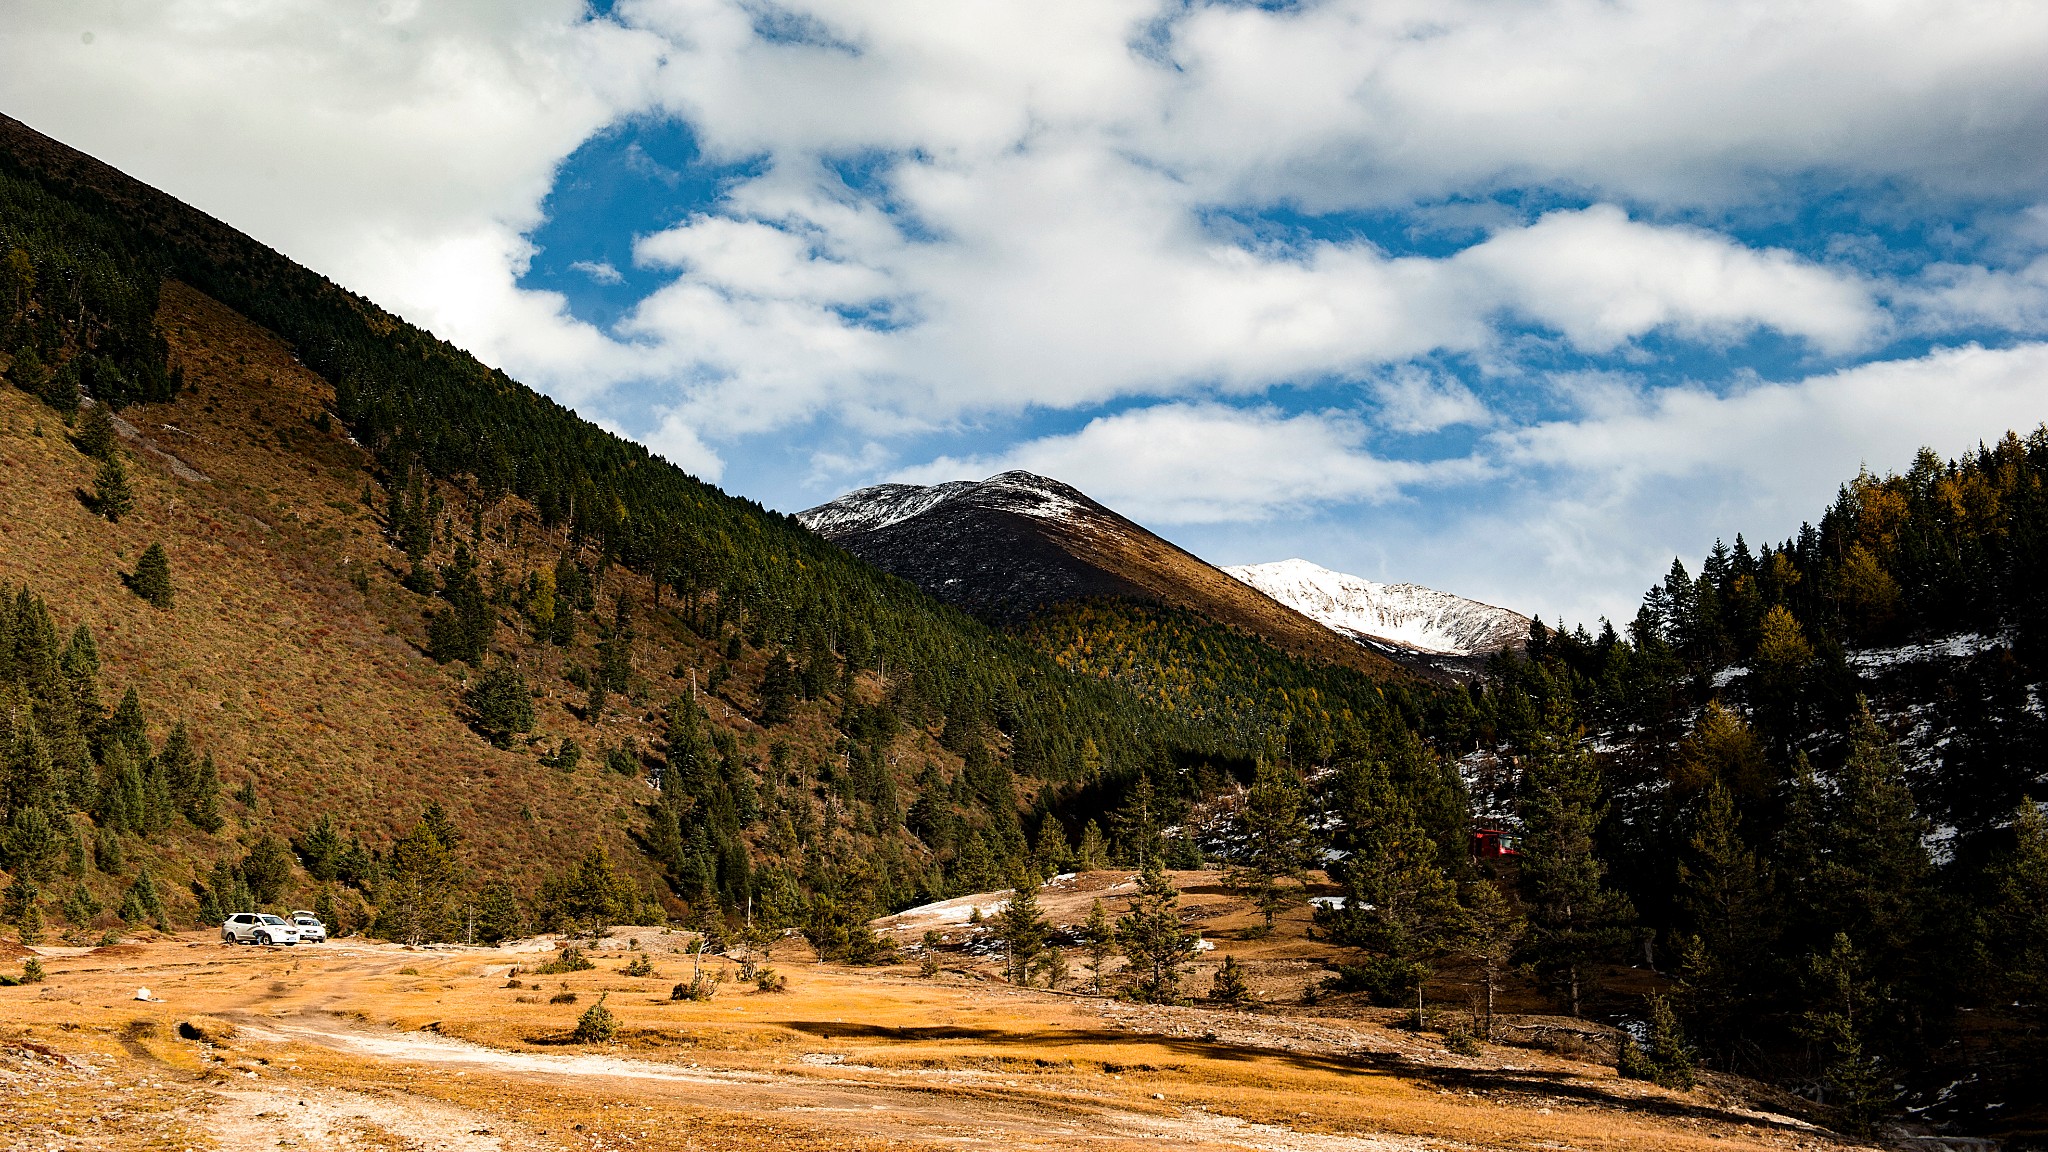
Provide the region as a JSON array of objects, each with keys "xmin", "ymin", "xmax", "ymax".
[
  {"xmin": 1517, "ymin": 706, "xmax": 1635, "ymax": 1017},
  {"xmin": 1076, "ymin": 820, "xmax": 1109, "ymax": 871},
  {"xmin": 1980, "ymin": 803, "xmax": 2048, "ymax": 1007},
  {"xmin": 129, "ymin": 543, "xmax": 173, "ymax": 608},
  {"xmin": 74, "ymin": 401, "xmax": 116, "ymax": 460},
  {"xmin": 1320, "ymin": 757, "xmax": 1466, "ymax": 1005},
  {"xmin": 1229, "ymin": 758, "xmax": 1314, "ymax": 930},
  {"xmin": 475, "ymin": 877, "xmax": 524, "ymax": 945},
  {"xmin": 997, "ymin": 870, "xmax": 1050, "ymax": 985},
  {"xmin": 240, "ymin": 834, "xmax": 296, "ymax": 904},
  {"xmin": 1616, "ymin": 992, "xmax": 1697, "ymax": 1089},
  {"xmin": 296, "ymin": 813, "xmax": 344, "ymax": 881},
  {"xmin": 1029, "ymin": 818, "xmax": 1071, "ymax": 880},
  {"xmin": 1210, "ymin": 954, "xmax": 1254, "ymax": 1004},
  {"xmin": 118, "ymin": 865, "xmax": 166, "ymax": 930},
  {"xmin": 1800, "ymin": 933, "xmax": 1894, "ymax": 1134},
  {"xmin": 1460, "ymin": 879, "xmax": 1525, "ymax": 1040},
  {"xmin": 1111, "ymin": 773, "xmax": 1165, "ymax": 868},
  {"xmin": 374, "ymin": 809, "xmax": 465, "ymax": 945},
  {"xmin": 1672, "ymin": 782, "xmax": 1775, "ymax": 1063},
  {"xmin": 1117, "ymin": 860, "xmax": 1199, "ymax": 1004},
  {"xmin": 92, "ymin": 451, "xmax": 134, "ymax": 522},
  {"xmin": 1083, "ymin": 897, "xmax": 1118, "ymax": 993},
  {"xmin": 464, "ymin": 660, "xmax": 534, "ymax": 748}
]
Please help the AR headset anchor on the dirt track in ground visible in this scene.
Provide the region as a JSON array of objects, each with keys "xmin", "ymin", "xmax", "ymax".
[{"xmin": 0, "ymin": 931, "xmax": 1864, "ymax": 1152}]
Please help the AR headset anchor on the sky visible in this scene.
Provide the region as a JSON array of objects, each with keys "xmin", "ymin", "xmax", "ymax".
[{"xmin": 7, "ymin": 0, "xmax": 2048, "ymax": 626}]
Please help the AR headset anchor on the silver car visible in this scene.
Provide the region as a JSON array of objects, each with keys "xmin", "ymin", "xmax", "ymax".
[
  {"xmin": 289, "ymin": 911, "xmax": 328, "ymax": 942},
  {"xmin": 221, "ymin": 912, "xmax": 301, "ymax": 946}
]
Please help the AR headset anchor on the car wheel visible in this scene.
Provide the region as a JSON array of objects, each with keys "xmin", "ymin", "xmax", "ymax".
[{"xmin": 255, "ymin": 931, "xmax": 271, "ymax": 946}]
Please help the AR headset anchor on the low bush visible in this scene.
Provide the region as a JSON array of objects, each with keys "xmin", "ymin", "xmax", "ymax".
[
  {"xmin": 572, "ymin": 993, "xmax": 618, "ymax": 1044},
  {"xmin": 533, "ymin": 946, "xmax": 594, "ymax": 975}
]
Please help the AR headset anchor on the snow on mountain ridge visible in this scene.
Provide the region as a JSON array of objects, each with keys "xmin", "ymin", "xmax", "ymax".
[
  {"xmin": 1225, "ymin": 558, "xmax": 1530, "ymax": 658},
  {"xmin": 798, "ymin": 471, "xmax": 1093, "ymax": 537}
]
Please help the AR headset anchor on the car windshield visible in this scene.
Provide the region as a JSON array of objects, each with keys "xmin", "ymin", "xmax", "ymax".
[
  {"xmin": 294, "ymin": 915, "xmax": 317, "ymax": 922},
  {"xmin": 259, "ymin": 915, "xmax": 289, "ymax": 925}
]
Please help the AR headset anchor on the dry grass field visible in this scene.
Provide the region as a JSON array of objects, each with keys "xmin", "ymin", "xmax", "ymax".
[
  {"xmin": 0, "ymin": 280, "xmax": 948, "ymax": 913},
  {"xmin": 0, "ymin": 872, "xmax": 1872, "ymax": 1152}
]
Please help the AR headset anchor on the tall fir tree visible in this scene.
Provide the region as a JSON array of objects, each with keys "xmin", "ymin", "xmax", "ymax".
[
  {"xmin": 1517, "ymin": 705, "xmax": 1635, "ymax": 1017},
  {"xmin": 1116, "ymin": 860, "xmax": 1199, "ymax": 1004}
]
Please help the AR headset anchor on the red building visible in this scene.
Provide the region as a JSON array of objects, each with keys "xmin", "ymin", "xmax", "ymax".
[{"xmin": 1470, "ymin": 828, "xmax": 1520, "ymax": 858}]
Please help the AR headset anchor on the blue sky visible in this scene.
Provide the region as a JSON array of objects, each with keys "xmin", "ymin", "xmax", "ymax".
[{"xmin": 9, "ymin": 0, "xmax": 2048, "ymax": 624}]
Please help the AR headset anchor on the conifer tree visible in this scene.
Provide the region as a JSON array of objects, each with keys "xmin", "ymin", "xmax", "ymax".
[
  {"xmin": 1460, "ymin": 879, "xmax": 1525, "ymax": 1040},
  {"xmin": 92, "ymin": 451, "xmax": 134, "ymax": 522},
  {"xmin": 1980, "ymin": 803, "xmax": 2048, "ymax": 1008},
  {"xmin": 240, "ymin": 834, "xmax": 296, "ymax": 904},
  {"xmin": 1800, "ymin": 933, "xmax": 1893, "ymax": 1134},
  {"xmin": 463, "ymin": 660, "xmax": 533, "ymax": 748},
  {"xmin": 1117, "ymin": 860, "xmax": 1199, "ymax": 1004},
  {"xmin": 997, "ymin": 870, "xmax": 1050, "ymax": 984},
  {"xmin": 296, "ymin": 813, "xmax": 344, "ymax": 881},
  {"xmin": 1320, "ymin": 755, "xmax": 1466, "ymax": 1004},
  {"xmin": 1673, "ymin": 781, "xmax": 1775, "ymax": 1062},
  {"xmin": 118, "ymin": 864, "xmax": 166, "ymax": 929},
  {"xmin": 374, "ymin": 808, "xmax": 465, "ymax": 945},
  {"xmin": 1517, "ymin": 706, "xmax": 1635, "ymax": 1017},
  {"xmin": 1029, "ymin": 818, "xmax": 1071, "ymax": 880},
  {"xmin": 1083, "ymin": 897, "xmax": 1119, "ymax": 993},
  {"xmin": 1209, "ymin": 955, "xmax": 1253, "ymax": 1004},
  {"xmin": 1111, "ymin": 773, "xmax": 1164, "ymax": 868},
  {"xmin": 475, "ymin": 877, "xmax": 524, "ymax": 945},
  {"xmin": 1230, "ymin": 758, "xmax": 1314, "ymax": 929},
  {"xmin": 1616, "ymin": 992, "xmax": 1697, "ymax": 1089},
  {"xmin": 129, "ymin": 543, "xmax": 173, "ymax": 608},
  {"xmin": 1076, "ymin": 820, "xmax": 1109, "ymax": 871},
  {"xmin": 74, "ymin": 401, "xmax": 116, "ymax": 460}
]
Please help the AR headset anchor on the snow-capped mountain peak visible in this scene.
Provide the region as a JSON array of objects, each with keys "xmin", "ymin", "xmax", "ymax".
[
  {"xmin": 1224, "ymin": 558, "xmax": 1529, "ymax": 658},
  {"xmin": 797, "ymin": 471, "xmax": 1092, "ymax": 538}
]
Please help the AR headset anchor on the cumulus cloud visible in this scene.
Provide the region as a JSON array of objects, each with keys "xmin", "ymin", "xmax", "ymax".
[
  {"xmin": 10, "ymin": 0, "xmax": 2048, "ymax": 620},
  {"xmin": 896, "ymin": 404, "xmax": 1477, "ymax": 524}
]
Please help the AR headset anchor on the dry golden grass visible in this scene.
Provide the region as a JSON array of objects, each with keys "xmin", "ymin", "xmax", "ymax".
[
  {"xmin": 0, "ymin": 281, "xmax": 949, "ymax": 916},
  {"xmin": 0, "ymin": 932, "xmax": 1868, "ymax": 1152}
]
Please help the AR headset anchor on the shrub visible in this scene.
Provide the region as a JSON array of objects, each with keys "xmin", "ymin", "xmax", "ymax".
[
  {"xmin": 670, "ymin": 976, "xmax": 717, "ymax": 1002},
  {"xmin": 1615, "ymin": 994, "xmax": 1696, "ymax": 1090},
  {"xmin": 533, "ymin": 946, "xmax": 594, "ymax": 974},
  {"xmin": 621, "ymin": 954, "xmax": 655, "ymax": 978},
  {"xmin": 753, "ymin": 967, "xmax": 787, "ymax": 993},
  {"xmin": 550, "ymin": 990, "xmax": 578, "ymax": 1005},
  {"xmin": 572, "ymin": 993, "xmax": 618, "ymax": 1044},
  {"xmin": 21, "ymin": 957, "xmax": 46, "ymax": 984},
  {"xmin": 1209, "ymin": 956, "xmax": 1253, "ymax": 1005}
]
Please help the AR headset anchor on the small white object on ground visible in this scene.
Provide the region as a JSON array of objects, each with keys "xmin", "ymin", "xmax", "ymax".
[{"xmin": 134, "ymin": 988, "xmax": 152, "ymax": 1001}]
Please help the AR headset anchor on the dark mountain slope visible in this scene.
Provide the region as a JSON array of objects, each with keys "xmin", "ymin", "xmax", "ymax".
[{"xmin": 802, "ymin": 472, "xmax": 1407, "ymax": 680}]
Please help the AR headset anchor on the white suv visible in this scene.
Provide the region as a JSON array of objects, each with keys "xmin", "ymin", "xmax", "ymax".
[
  {"xmin": 221, "ymin": 913, "xmax": 301, "ymax": 946},
  {"xmin": 289, "ymin": 911, "xmax": 327, "ymax": 942}
]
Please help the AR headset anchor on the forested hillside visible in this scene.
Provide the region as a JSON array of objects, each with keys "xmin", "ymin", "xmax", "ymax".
[
  {"xmin": 0, "ymin": 114, "xmax": 1449, "ymax": 953},
  {"xmin": 1461, "ymin": 433, "xmax": 2048, "ymax": 1134}
]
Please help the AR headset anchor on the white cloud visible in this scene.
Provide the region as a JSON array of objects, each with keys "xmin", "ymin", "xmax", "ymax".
[
  {"xmin": 1382, "ymin": 342, "xmax": 2048, "ymax": 623},
  {"xmin": 571, "ymin": 259, "xmax": 625, "ymax": 284},
  {"xmin": 895, "ymin": 404, "xmax": 1476, "ymax": 524},
  {"xmin": 12, "ymin": 0, "xmax": 2048, "ymax": 633},
  {"xmin": 1370, "ymin": 367, "xmax": 1491, "ymax": 435},
  {"xmin": 1453, "ymin": 206, "xmax": 1881, "ymax": 354}
]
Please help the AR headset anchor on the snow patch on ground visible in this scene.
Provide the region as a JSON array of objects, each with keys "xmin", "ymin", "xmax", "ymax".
[{"xmin": 1846, "ymin": 632, "xmax": 2009, "ymax": 671}]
